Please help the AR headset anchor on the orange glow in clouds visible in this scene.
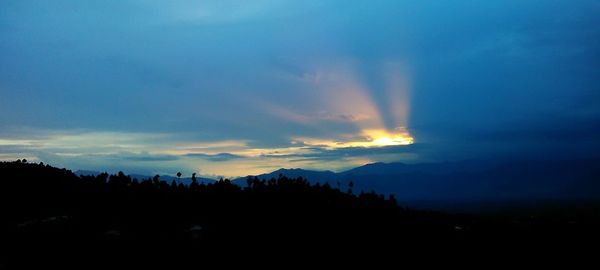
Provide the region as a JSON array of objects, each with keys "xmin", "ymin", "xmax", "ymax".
[
  {"xmin": 364, "ymin": 129, "xmax": 414, "ymax": 146},
  {"xmin": 293, "ymin": 61, "xmax": 415, "ymax": 150},
  {"xmin": 295, "ymin": 128, "xmax": 414, "ymax": 149}
]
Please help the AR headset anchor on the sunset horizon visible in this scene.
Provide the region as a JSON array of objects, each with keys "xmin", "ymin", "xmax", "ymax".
[{"xmin": 3, "ymin": 1, "xmax": 598, "ymax": 178}]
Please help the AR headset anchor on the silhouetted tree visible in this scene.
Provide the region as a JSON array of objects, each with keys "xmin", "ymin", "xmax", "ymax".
[
  {"xmin": 389, "ymin": 194, "xmax": 397, "ymax": 206},
  {"xmin": 247, "ymin": 177, "xmax": 253, "ymax": 188},
  {"xmin": 97, "ymin": 172, "xmax": 109, "ymax": 183}
]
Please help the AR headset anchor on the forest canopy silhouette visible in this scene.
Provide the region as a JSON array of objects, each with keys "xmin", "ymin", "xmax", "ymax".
[{"xmin": 1, "ymin": 160, "xmax": 598, "ymax": 266}]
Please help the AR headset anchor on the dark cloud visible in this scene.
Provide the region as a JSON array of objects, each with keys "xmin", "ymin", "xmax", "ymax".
[
  {"xmin": 1, "ymin": 1, "xmax": 599, "ymax": 175},
  {"xmin": 0, "ymin": 145, "xmax": 31, "ymax": 154},
  {"xmin": 122, "ymin": 154, "xmax": 180, "ymax": 162},
  {"xmin": 261, "ymin": 144, "xmax": 422, "ymax": 162},
  {"xmin": 185, "ymin": 153, "xmax": 245, "ymax": 162},
  {"xmin": 474, "ymin": 117, "xmax": 600, "ymax": 143}
]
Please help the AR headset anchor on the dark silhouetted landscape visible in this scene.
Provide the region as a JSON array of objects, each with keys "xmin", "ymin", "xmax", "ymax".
[
  {"xmin": 1, "ymin": 160, "xmax": 599, "ymax": 267},
  {"xmin": 2, "ymin": 0, "xmax": 600, "ymax": 267}
]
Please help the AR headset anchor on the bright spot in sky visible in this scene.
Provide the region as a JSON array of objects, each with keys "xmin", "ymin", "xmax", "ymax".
[
  {"xmin": 296, "ymin": 128, "xmax": 414, "ymax": 149},
  {"xmin": 363, "ymin": 129, "xmax": 414, "ymax": 147}
]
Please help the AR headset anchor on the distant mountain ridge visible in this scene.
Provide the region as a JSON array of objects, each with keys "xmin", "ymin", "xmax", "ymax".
[
  {"xmin": 236, "ymin": 159, "xmax": 600, "ymax": 202},
  {"xmin": 75, "ymin": 158, "xmax": 600, "ymax": 203}
]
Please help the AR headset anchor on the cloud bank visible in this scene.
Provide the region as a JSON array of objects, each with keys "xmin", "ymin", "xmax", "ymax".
[{"xmin": 1, "ymin": 1, "xmax": 599, "ymax": 176}]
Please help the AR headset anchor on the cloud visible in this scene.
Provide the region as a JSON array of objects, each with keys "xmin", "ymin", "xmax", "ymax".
[
  {"xmin": 145, "ymin": 0, "xmax": 282, "ymax": 25},
  {"xmin": 1, "ymin": 0, "xmax": 599, "ymax": 176},
  {"xmin": 476, "ymin": 119, "xmax": 600, "ymax": 143},
  {"xmin": 185, "ymin": 153, "xmax": 245, "ymax": 162},
  {"xmin": 123, "ymin": 153, "xmax": 180, "ymax": 162},
  {"xmin": 260, "ymin": 143, "xmax": 421, "ymax": 161},
  {"xmin": 0, "ymin": 126, "xmax": 415, "ymax": 176}
]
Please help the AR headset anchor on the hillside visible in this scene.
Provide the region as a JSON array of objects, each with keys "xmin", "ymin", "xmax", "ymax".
[
  {"xmin": 240, "ymin": 159, "xmax": 600, "ymax": 204},
  {"xmin": 1, "ymin": 160, "xmax": 598, "ymax": 266}
]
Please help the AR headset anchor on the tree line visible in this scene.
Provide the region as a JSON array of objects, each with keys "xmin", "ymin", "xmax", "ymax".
[{"xmin": 1, "ymin": 159, "xmax": 596, "ymax": 267}]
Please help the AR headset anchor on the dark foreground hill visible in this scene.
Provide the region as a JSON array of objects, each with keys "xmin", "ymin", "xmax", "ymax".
[{"xmin": 1, "ymin": 160, "xmax": 599, "ymax": 267}]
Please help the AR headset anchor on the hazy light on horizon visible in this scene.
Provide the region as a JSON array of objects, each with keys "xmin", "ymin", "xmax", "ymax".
[{"xmin": 1, "ymin": 0, "xmax": 599, "ymax": 177}]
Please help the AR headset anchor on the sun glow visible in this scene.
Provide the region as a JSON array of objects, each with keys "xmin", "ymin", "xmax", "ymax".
[
  {"xmin": 282, "ymin": 62, "xmax": 415, "ymax": 150},
  {"xmin": 294, "ymin": 128, "xmax": 414, "ymax": 150},
  {"xmin": 362, "ymin": 129, "xmax": 414, "ymax": 146}
]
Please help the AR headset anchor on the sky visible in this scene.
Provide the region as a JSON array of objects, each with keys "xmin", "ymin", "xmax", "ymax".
[{"xmin": 1, "ymin": 0, "xmax": 599, "ymax": 178}]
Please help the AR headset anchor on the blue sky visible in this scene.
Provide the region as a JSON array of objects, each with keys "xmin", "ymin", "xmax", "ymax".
[{"xmin": 1, "ymin": 1, "xmax": 599, "ymax": 177}]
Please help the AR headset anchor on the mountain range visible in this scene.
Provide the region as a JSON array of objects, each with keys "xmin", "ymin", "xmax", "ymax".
[
  {"xmin": 236, "ymin": 158, "xmax": 600, "ymax": 205},
  {"xmin": 77, "ymin": 158, "xmax": 600, "ymax": 209}
]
